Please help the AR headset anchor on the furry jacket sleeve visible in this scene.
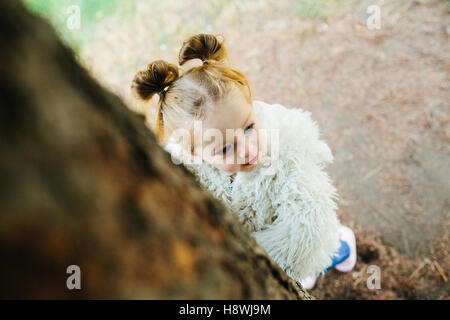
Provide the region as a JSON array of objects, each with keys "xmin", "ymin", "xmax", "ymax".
[{"xmin": 162, "ymin": 100, "xmax": 342, "ymax": 281}]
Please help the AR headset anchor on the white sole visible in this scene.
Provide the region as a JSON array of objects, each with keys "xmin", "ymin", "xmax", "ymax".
[{"xmin": 299, "ymin": 275, "xmax": 317, "ymax": 290}]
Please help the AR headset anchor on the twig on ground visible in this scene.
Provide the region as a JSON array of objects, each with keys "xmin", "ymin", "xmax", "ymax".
[
  {"xmin": 432, "ymin": 260, "xmax": 448, "ymax": 283},
  {"xmin": 409, "ymin": 259, "xmax": 427, "ymax": 279}
]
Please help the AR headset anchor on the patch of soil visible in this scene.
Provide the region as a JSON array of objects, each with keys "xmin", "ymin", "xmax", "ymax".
[{"xmin": 310, "ymin": 222, "xmax": 449, "ymax": 299}]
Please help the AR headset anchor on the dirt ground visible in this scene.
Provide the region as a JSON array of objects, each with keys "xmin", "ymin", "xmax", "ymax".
[{"xmin": 68, "ymin": 0, "xmax": 449, "ymax": 299}]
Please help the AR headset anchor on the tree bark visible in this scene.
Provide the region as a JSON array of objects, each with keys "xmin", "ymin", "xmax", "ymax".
[{"xmin": 0, "ymin": 0, "xmax": 311, "ymax": 299}]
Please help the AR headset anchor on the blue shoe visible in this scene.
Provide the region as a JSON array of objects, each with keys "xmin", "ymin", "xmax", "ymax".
[
  {"xmin": 324, "ymin": 239, "xmax": 350, "ymax": 273},
  {"xmin": 334, "ymin": 226, "xmax": 357, "ymax": 272}
]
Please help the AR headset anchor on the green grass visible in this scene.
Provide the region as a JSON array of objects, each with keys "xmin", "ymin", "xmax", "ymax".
[{"xmin": 22, "ymin": 0, "xmax": 135, "ymax": 52}]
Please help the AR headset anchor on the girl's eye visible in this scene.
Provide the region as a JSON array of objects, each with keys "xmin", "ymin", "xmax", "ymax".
[
  {"xmin": 219, "ymin": 123, "xmax": 254, "ymax": 155},
  {"xmin": 245, "ymin": 123, "xmax": 255, "ymax": 133},
  {"xmin": 221, "ymin": 145, "xmax": 231, "ymax": 154}
]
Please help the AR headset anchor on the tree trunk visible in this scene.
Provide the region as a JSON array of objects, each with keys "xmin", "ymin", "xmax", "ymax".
[{"xmin": 0, "ymin": 0, "xmax": 311, "ymax": 299}]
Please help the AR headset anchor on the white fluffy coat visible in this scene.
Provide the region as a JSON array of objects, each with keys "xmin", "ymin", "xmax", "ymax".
[{"xmin": 163, "ymin": 100, "xmax": 342, "ymax": 281}]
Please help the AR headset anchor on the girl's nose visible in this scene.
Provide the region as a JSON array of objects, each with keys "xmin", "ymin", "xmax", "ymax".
[{"xmin": 238, "ymin": 136, "xmax": 258, "ymax": 164}]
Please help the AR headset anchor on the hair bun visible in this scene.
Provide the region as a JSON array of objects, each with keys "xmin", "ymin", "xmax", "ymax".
[
  {"xmin": 131, "ymin": 60, "xmax": 179, "ymax": 101},
  {"xmin": 178, "ymin": 34, "xmax": 228, "ymax": 66}
]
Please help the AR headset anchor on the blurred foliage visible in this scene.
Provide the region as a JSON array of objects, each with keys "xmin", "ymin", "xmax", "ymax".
[
  {"xmin": 22, "ymin": 0, "xmax": 356, "ymax": 55},
  {"xmin": 295, "ymin": 0, "xmax": 356, "ymax": 18},
  {"xmin": 22, "ymin": 0, "xmax": 136, "ymax": 51},
  {"xmin": 21, "ymin": 0, "xmax": 231, "ymax": 56}
]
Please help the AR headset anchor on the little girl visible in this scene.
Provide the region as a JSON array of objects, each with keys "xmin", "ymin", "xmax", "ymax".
[{"xmin": 131, "ymin": 34, "xmax": 357, "ymax": 290}]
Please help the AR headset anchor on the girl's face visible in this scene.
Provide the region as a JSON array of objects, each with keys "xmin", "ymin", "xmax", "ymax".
[{"xmin": 191, "ymin": 87, "xmax": 265, "ymax": 173}]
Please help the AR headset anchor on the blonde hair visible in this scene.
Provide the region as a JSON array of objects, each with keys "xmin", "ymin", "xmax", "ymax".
[{"xmin": 131, "ymin": 34, "xmax": 252, "ymax": 147}]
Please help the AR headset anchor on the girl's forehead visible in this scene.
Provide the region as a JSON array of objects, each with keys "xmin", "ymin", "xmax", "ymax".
[{"xmin": 202, "ymin": 92, "xmax": 253, "ymax": 132}]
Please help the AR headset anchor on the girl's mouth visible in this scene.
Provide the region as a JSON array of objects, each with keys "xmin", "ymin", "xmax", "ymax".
[{"xmin": 243, "ymin": 154, "xmax": 258, "ymax": 166}]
